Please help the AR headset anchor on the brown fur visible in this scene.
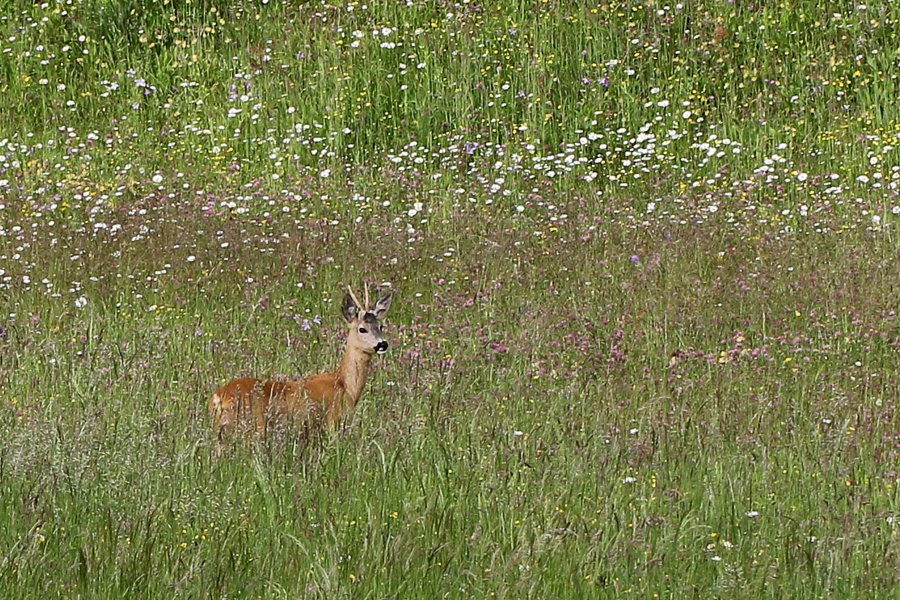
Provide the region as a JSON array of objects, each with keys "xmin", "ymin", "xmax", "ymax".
[{"xmin": 209, "ymin": 286, "xmax": 391, "ymax": 443}]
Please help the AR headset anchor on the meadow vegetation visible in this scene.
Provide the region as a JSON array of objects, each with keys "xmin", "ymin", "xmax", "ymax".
[{"xmin": 0, "ymin": 0, "xmax": 898, "ymax": 597}]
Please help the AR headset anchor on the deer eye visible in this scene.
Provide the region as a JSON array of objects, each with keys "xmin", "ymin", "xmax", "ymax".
[{"xmin": 358, "ymin": 327, "xmax": 368, "ymax": 334}]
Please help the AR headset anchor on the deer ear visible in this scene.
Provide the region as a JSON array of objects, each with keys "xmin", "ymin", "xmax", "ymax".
[
  {"xmin": 341, "ymin": 293, "xmax": 360, "ymax": 322},
  {"xmin": 372, "ymin": 289, "xmax": 393, "ymax": 319}
]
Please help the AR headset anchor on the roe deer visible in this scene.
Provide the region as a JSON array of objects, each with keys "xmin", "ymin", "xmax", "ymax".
[{"xmin": 209, "ymin": 283, "xmax": 393, "ymax": 442}]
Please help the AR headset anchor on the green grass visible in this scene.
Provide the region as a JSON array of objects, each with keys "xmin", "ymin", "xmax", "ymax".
[
  {"xmin": 2, "ymin": 0, "xmax": 899, "ymax": 182},
  {"xmin": 0, "ymin": 0, "xmax": 898, "ymax": 598}
]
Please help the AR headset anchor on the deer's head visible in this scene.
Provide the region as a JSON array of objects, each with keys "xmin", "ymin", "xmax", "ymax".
[{"xmin": 342, "ymin": 284, "xmax": 393, "ymax": 355}]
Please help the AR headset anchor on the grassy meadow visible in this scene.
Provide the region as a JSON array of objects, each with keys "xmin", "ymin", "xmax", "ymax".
[{"xmin": 1, "ymin": 0, "xmax": 899, "ymax": 597}]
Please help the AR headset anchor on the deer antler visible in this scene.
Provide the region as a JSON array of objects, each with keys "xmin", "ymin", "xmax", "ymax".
[
  {"xmin": 346, "ymin": 283, "xmax": 364, "ymax": 315},
  {"xmin": 363, "ymin": 282, "xmax": 370, "ymax": 313}
]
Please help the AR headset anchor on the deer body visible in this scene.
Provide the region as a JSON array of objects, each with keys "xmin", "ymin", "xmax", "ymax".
[{"xmin": 209, "ymin": 285, "xmax": 392, "ymax": 441}]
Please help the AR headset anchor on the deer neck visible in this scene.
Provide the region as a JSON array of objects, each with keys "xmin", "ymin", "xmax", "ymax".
[{"xmin": 336, "ymin": 345, "xmax": 372, "ymax": 404}]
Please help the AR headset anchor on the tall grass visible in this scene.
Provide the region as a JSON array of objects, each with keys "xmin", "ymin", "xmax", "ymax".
[
  {"xmin": 0, "ymin": 1, "xmax": 898, "ymax": 598},
  {"xmin": 2, "ymin": 1, "xmax": 899, "ymax": 178}
]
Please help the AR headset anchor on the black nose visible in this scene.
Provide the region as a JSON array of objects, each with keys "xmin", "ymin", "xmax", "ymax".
[{"xmin": 375, "ymin": 341, "xmax": 389, "ymax": 353}]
